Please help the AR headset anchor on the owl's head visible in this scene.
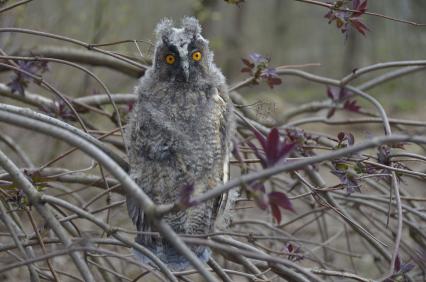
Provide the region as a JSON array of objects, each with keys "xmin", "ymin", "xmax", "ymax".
[{"xmin": 152, "ymin": 17, "xmax": 214, "ymax": 84}]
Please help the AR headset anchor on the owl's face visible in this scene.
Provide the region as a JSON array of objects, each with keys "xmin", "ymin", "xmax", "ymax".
[{"xmin": 152, "ymin": 17, "xmax": 212, "ymax": 84}]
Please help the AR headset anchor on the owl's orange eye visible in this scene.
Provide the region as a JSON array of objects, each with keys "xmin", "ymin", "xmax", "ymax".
[
  {"xmin": 165, "ymin": 54, "xmax": 175, "ymax": 65},
  {"xmin": 192, "ymin": 51, "xmax": 202, "ymax": 61}
]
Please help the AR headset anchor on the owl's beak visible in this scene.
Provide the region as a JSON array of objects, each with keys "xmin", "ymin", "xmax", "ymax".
[{"xmin": 181, "ymin": 60, "xmax": 190, "ymax": 82}]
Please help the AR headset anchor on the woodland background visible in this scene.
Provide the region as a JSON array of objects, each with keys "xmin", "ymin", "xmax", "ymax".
[{"xmin": 0, "ymin": 1, "xmax": 426, "ymax": 282}]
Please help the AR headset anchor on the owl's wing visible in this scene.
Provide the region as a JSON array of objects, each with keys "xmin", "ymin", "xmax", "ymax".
[
  {"xmin": 125, "ymin": 105, "xmax": 158, "ymax": 246},
  {"xmin": 212, "ymin": 87, "xmax": 237, "ymax": 229}
]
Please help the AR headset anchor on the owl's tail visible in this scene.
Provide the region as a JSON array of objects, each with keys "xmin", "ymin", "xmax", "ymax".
[{"xmin": 133, "ymin": 241, "xmax": 211, "ymax": 271}]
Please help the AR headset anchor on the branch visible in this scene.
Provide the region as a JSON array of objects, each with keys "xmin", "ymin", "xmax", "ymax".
[
  {"xmin": 0, "ymin": 54, "xmax": 128, "ymax": 152},
  {"xmin": 308, "ymin": 268, "xmax": 374, "ymax": 282},
  {"xmin": 0, "ymin": 149, "xmax": 96, "ymax": 282},
  {"xmin": 293, "ymin": 0, "xmax": 426, "ymax": 27},
  {"xmin": 40, "ymin": 194, "xmax": 177, "ymax": 282},
  {"xmin": 186, "ymin": 134, "xmax": 426, "ymax": 210},
  {"xmin": 0, "ymin": 0, "xmax": 33, "ymax": 14},
  {"xmin": 0, "ymin": 200, "xmax": 40, "ymax": 281},
  {"xmin": 9, "ymin": 46, "xmax": 144, "ymax": 77},
  {"xmin": 0, "ymin": 104, "xmax": 128, "ymax": 171},
  {"xmin": 0, "ymin": 28, "xmax": 147, "ymax": 71},
  {"xmin": 0, "ymin": 104, "xmax": 216, "ymax": 281}
]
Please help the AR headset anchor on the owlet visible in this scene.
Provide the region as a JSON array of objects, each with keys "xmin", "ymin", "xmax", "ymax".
[{"xmin": 125, "ymin": 17, "xmax": 234, "ymax": 270}]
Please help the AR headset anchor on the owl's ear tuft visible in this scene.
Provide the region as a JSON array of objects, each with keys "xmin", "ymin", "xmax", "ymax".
[
  {"xmin": 155, "ymin": 18, "xmax": 174, "ymax": 40},
  {"xmin": 182, "ymin": 16, "xmax": 201, "ymax": 35}
]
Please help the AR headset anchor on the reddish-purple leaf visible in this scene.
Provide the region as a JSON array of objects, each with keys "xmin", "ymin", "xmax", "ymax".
[
  {"xmin": 268, "ymin": 191, "xmax": 294, "ymax": 212},
  {"xmin": 266, "ymin": 77, "xmax": 282, "ymax": 89},
  {"xmin": 395, "ymin": 255, "xmax": 401, "ymax": 272},
  {"xmin": 266, "ymin": 128, "xmax": 280, "ymax": 164},
  {"xmin": 351, "ymin": 18, "xmax": 369, "ymax": 36},
  {"xmin": 262, "ymin": 67, "xmax": 282, "ymax": 89},
  {"xmin": 353, "ymin": 0, "xmax": 368, "ymax": 17},
  {"xmin": 270, "ymin": 203, "xmax": 282, "ymax": 223},
  {"xmin": 344, "ymin": 99, "xmax": 361, "ymax": 112},
  {"xmin": 241, "ymin": 58, "xmax": 254, "ymax": 68},
  {"xmin": 250, "ymin": 128, "xmax": 295, "ymax": 168},
  {"xmin": 241, "ymin": 67, "xmax": 253, "ymax": 73},
  {"xmin": 323, "ymin": 1, "xmax": 368, "ymax": 38}
]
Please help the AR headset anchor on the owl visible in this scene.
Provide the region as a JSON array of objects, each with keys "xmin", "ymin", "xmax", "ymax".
[{"xmin": 125, "ymin": 17, "xmax": 235, "ymax": 271}]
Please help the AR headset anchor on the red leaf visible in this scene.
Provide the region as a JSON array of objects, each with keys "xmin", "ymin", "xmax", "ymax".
[
  {"xmin": 395, "ymin": 255, "xmax": 401, "ymax": 272},
  {"xmin": 251, "ymin": 128, "xmax": 294, "ymax": 168},
  {"xmin": 351, "ymin": 18, "xmax": 369, "ymax": 36},
  {"xmin": 266, "ymin": 128, "xmax": 280, "ymax": 165},
  {"xmin": 241, "ymin": 67, "xmax": 253, "ymax": 73},
  {"xmin": 353, "ymin": 0, "xmax": 368, "ymax": 17},
  {"xmin": 344, "ymin": 99, "xmax": 361, "ymax": 112},
  {"xmin": 241, "ymin": 58, "xmax": 254, "ymax": 68},
  {"xmin": 269, "ymin": 191, "xmax": 294, "ymax": 212},
  {"xmin": 266, "ymin": 77, "xmax": 282, "ymax": 89},
  {"xmin": 270, "ymin": 203, "xmax": 282, "ymax": 224}
]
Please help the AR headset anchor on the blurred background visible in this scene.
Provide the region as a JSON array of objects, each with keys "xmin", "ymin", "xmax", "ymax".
[{"xmin": 1, "ymin": 0, "xmax": 426, "ymax": 107}]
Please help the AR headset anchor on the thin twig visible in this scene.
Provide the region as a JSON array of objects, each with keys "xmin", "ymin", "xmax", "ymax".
[{"xmin": 0, "ymin": 0, "xmax": 33, "ymax": 14}]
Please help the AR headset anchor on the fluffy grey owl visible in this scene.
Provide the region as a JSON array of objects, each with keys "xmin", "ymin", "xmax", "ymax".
[{"xmin": 125, "ymin": 17, "xmax": 234, "ymax": 270}]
